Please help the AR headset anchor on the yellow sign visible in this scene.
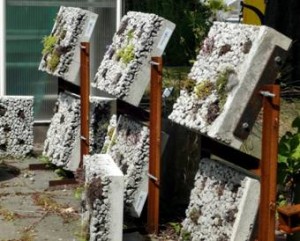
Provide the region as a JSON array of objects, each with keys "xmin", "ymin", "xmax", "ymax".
[{"xmin": 243, "ymin": 0, "xmax": 266, "ymax": 25}]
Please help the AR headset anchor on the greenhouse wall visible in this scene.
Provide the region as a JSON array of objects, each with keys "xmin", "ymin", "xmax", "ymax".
[{"xmin": 4, "ymin": 0, "xmax": 123, "ymax": 120}]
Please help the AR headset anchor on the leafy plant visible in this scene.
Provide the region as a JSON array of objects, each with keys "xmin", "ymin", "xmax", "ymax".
[
  {"xmin": 42, "ymin": 35, "xmax": 58, "ymax": 55},
  {"xmin": 181, "ymin": 228, "xmax": 192, "ymax": 241},
  {"xmin": 194, "ymin": 79, "xmax": 214, "ymax": 100},
  {"xmin": 205, "ymin": 0, "xmax": 230, "ymax": 12},
  {"xmin": 278, "ymin": 116, "xmax": 300, "ymax": 204},
  {"xmin": 47, "ymin": 52, "xmax": 60, "ymax": 72},
  {"xmin": 216, "ymin": 68, "xmax": 235, "ymax": 109},
  {"xmin": 117, "ymin": 44, "xmax": 135, "ymax": 65}
]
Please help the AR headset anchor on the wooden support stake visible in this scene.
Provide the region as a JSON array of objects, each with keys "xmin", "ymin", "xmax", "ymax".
[
  {"xmin": 147, "ymin": 57, "xmax": 163, "ymax": 234},
  {"xmin": 80, "ymin": 42, "xmax": 90, "ymax": 166},
  {"xmin": 258, "ymin": 84, "xmax": 280, "ymax": 241}
]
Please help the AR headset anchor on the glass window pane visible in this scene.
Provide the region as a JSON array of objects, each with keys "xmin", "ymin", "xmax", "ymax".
[{"xmin": 6, "ymin": 0, "xmax": 117, "ymax": 120}]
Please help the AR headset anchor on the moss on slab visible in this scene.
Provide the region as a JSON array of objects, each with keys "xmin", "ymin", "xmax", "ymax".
[
  {"xmin": 180, "ymin": 78, "xmax": 197, "ymax": 93},
  {"xmin": 216, "ymin": 68, "xmax": 235, "ymax": 109},
  {"xmin": 47, "ymin": 51, "xmax": 60, "ymax": 72},
  {"xmin": 117, "ymin": 44, "xmax": 135, "ymax": 65},
  {"xmin": 194, "ymin": 80, "xmax": 215, "ymax": 100},
  {"xmin": 42, "ymin": 35, "xmax": 58, "ymax": 55}
]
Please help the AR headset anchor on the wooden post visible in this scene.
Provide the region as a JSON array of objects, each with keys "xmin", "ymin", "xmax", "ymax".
[
  {"xmin": 80, "ymin": 42, "xmax": 90, "ymax": 166},
  {"xmin": 258, "ymin": 84, "xmax": 280, "ymax": 241},
  {"xmin": 147, "ymin": 56, "xmax": 163, "ymax": 234}
]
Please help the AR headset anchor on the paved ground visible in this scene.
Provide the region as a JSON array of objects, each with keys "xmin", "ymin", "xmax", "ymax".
[
  {"xmin": 0, "ymin": 156, "xmax": 81, "ymax": 241},
  {"xmin": 0, "ymin": 154, "xmax": 289, "ymax": 241}
]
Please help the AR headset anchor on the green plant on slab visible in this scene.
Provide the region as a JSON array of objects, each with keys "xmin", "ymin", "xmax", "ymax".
[
  {"xmin": 181, "ymin": 228, "xmax": 192, "ymax": 241},
  {"xmin": 194, "ymin": 79, "xmax": 215, "ymax": 100},
  {"xmin": 127, "ymin": 29, "xmax": 135, "ymax": 41},
  {"xmin": 180, "ymin": 78, "xmax": 197, "ymax": 93},
  {"xmin": 117, "ymin": 44, "xmax": 135, "ymax": 65},
  {"xmin": 42, "ymin": 35, "xmax": 58, "ymax": 55},
  {"xmin": 47, "ymin": 52, "xmax": 60, "ymax": 72},
  {"xmin": 278, "ymin": 116, "xmax": 300, "ymax": 204},
  {"xmin": 168, "ymin": 222, "xmax": 182, "ymax": 235},
  {"xmin": 216, "ymin": 68, "xmax": 235, "ymax": 109}
]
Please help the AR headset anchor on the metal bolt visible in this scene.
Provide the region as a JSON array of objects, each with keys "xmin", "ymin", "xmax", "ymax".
[
  {"xmin": 274, "ymin": 56, "xmax": 282, "ymax": 66},
  {"xmin": 150, "ymin": 61, "xmax": 159, "ymax": 66},
  {"xmin": 260, "ymin": 91, "xmax": 276, "ymax": 98},
  {"xmin": 242, "ymin": 122, "xmax": 249, "ymax": 129},
  {"xmin": 147, "ymin": 173, "xmax": 158, "ymax": 182}
]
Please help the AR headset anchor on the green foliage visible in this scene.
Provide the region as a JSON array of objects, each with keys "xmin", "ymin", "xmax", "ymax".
[
  {"xmin": 180, "ymin": 78, "xmax": 197, "ymax": 93},
  {"xmin": 117, "ymin": 44, "xmax": 135, "ymax": 65},
  {"xmin": 181, "ymin": 229, "xmax": 192, "ymax": 241},
  {"xmin": 42, "ymin": 35, "xmax": 58, "ymax": 55},
  {"xmin": 127, "ymin": 29, "xmax": 135, "ymax": 41},
  {"xmin": 278, "ymin": 116, "xmax": 300, "ymax": 204},
  {"xmin": 216, "ymin": 68, "xmax": 234, "ymax": 109},
  {"xmin": 168, "ymin": 222, "xmax": 182, "ymax": 235},
  {"xmin": 162, "ymin": 67, "xmax": 190, "ymax": 116},
  {"xmin": 126, "ymin": 0, "xmax": 213, "ymax": 65},
  {"xmin": 47, "ymin": 52, "xmax": 60, "ymax": 72},
  {"xmin": 205, "ymin": 0, "xmax": 229, "ymax": 12},
  {"xmin": 74, "ymin": 186, "xmax": 84, "ymax": 200},
  {"xmin": 194, "ymin": 80, "xmax": 214, "ymax": 100}
]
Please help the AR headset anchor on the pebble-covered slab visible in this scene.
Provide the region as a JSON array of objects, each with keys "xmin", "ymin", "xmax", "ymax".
[
  {"xmin": 169, "ymin": 22, "xmax": 291, "ymax": 148},
  {"xmin": 93, "ymin": 11, "xmax": 175, "ymax": 106},
  {"xmin": 0, "ymin": 96, "xmax": 34, "ymax": 157},
  {"xmin": 43, "ymin": 92, "xmax": 113, "ymax": 171},
  {"xmin": 181, "ymin": 158, "xmax": 260, "ymax": 241},
  {"xmin": 105, "ymin": 115, "xmax": 150, "ymax": 217},
  {"xmin": 39, "ymin": 6, "xmax": 98, "ymax": 84},
  {"xmin": 84, "ymin": 154, "xmax": 124, "ymax": 241}
]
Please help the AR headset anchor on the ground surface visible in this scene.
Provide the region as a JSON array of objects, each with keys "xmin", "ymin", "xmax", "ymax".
[{"xmin": 0, "ymin": 156, "xmax": 81, "ymax": 241}]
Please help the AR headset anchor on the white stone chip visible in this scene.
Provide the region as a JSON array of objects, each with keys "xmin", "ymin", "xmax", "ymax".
[{"xmin": 0, "ymin": 96, "xmax": 34, "ymax": 157}]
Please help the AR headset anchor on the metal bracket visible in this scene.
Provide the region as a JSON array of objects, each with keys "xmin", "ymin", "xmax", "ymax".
[
  {"xmin": 147, "ymin": 173, "xmax": 158, "ymax": 182},
  {"xmin": 260, "ymin": 91, "xmax": 276, "ymax": 98},
  {"xmin": 150, "ymin": 61, "xmax": 160, "ymax": 66},
  {"xmin": 233, "ymin": 46, "xmax": 288, "ymax": 140}
]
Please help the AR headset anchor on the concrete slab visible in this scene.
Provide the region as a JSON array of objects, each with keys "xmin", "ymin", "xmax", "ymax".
[
  {"xmin": 181, "ymin": 158, "xmax": 260, "ymax": 241},
  {"xmin": 39, "ymin": 6, "xmax": 98, "ymax": 84},
  {"xmin": 169, "ymin": 22, "xmax": 291, "ymax": 148},
  {"xmin": 93, "ymin": 11, "xmax": 175, "ymax": 106},
  {"xmin": 0, "ymin": 96, "xmax": 34, "ymax": 157}
]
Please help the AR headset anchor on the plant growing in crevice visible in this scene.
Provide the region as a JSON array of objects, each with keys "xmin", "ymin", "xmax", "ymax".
[
  {"xmin": 180, "ymin": 228, "xmax": 192, "ymax": 241},
  {"xmin": 117, "ymin": 44, "xmax": 135, "ymax": 65},
  {"xmin": 188, "ymin": 206, "xmax": 201, "ymax": 224},
  {"xmin": 194, "ymin": 79, "xmax": 215, "ymax": 100},
  {"xmin": 180, "ymin": 78, "xmax": 197, "ymax": 93},
  {"xmin": 278, "ymin": 116, "xmax": 300, "ymax": 204},
  {"xmin": 42, "ymin": 35, "xmax": 58, "ymax": 55},
  {"xmin": 215, "ymin": 68, "xmax": 235, "ymax": 109},
  {"xmin": 47, "ymin": 51, "xmax": 60, "ymax": 72}
]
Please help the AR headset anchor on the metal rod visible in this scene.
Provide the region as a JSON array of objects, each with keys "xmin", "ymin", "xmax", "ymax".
[
  {"xmin": 147, "ymin": 56, "xmax": 163, "ymax": 235},
  {"xmin": 80, "ymin": 42, "xmax": 90, "ymax": 167},
  {"xmin": 258, "ymin": 84, "xmax": 280, "ymax": 241}
]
